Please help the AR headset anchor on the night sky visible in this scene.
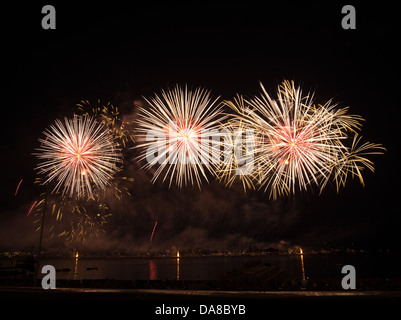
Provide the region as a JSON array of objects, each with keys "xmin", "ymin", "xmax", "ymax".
[{"xmin": 1, "ymin": 2, "xmax": 399, "ymax": 253}]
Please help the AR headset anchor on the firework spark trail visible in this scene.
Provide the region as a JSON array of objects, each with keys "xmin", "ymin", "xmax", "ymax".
[
  {"xmin": 220, "ymin": 80, "xmax": 385, "ymax": 198},
  {"xmin": 76, "ymin": 100, "xmax": 135, "ymax": 148},
  {"xmin": 31, "ymin": 189, "xmax": 113, "ymax": 242},
  {"xmin": 136, "ymin": 85, "xmax": 226, "ymax": 188},
  {"xmin": 58, "ymin": 208, "xmax": 111, "ymax": 244},
  {"xmin": 216, "ymin": 116, "xmax": 257, "ymax": 192},
  {"xmin": 326, "ymin": 134, "xmax": 384, "ymax": 192},
  {"xmin": 149, "ymin": 221, "xmax": 158, "ymax": 243},
  {"xmin": 34, "ymin": 115, "xmax": 123, "ymax": 199},
  {"xmin": 15, "ymin": 179, "xmax": 23, "ymax": 196},
  {"xmin": 27, "ymin": 200, "xmax": 37, "ymax": 216},
  {"xmin": 40, "ymin": 136, "xmax": 48, "ymax": 146}
]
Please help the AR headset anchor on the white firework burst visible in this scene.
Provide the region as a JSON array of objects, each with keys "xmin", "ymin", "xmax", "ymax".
[
  {"xmin": 136, "ymin": 85, "xmax": 225, "ymax": 188},
  {"xmin": 34, "ymin": 115, "xmax": 122, "ymax": 199}
]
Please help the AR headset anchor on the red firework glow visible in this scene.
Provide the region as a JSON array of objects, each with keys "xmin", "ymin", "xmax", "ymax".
[
  {"xmin": 15, "ymin": 179, "xmax": 23, "ymax": 196},
  {"xmin": 149, "ymin": 221, "xmax": 158, "ymax": 243}
]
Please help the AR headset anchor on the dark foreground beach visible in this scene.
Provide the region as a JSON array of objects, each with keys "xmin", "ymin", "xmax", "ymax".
[
  {"xmin": 2, "ymin": 252, "xmax": 400, "ymax": 318},
  {"xmin": 1, "ymin": 286, "xmax": 400, "ymax": 320},
  {"xmin": 1, "ymin": 286, "xmax": 401, "ymax": 300},
  {"xmin": 2, "ymin": 275, "xmax": 400, "ymax": 319}
]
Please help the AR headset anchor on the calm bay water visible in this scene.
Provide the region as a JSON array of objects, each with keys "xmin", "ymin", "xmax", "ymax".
[{"xmin": 33, "ymin": 252, "xmax": 398, "ymax": 282}]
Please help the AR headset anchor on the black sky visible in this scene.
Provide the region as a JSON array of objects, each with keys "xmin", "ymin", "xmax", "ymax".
[{"xmin": 1, "ymin": 2, "xmax": 400, "ymax": 251}]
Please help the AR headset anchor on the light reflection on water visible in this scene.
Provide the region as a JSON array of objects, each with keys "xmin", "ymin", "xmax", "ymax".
[{"xmin": 28, "ymin": 252, "xmax": 396, "ymax": 282}]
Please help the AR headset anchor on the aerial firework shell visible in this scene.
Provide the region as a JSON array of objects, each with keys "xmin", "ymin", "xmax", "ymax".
[
  {"xmin": 34, "ymin": 115, "xmax": 123, "ymax": 199},
  {"xmin": 32, "ymin": 110, "xmax": 133, "ymax": 246},
  {"xmin": 136, "ymin": 85, "xmax": 226, "ymax": 188},
  {"xmin": 220, "ymin": 80, "xmax": 384, "ymax": 198}
]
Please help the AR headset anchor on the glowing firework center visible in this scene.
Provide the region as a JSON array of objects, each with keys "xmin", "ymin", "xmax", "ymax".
[{"xmin": 167, "ymin": 121, "xmax": 202, "ymax": 164}]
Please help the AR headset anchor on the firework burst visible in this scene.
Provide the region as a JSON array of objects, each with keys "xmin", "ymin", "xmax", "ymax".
[
  {"xmin": 220, "ymin": 80, "xmax": 384, "ymax": 198},
  {"xmin": 34, "ymin": 115, "xmax": 123, "ymax": 199},
  {"xmin": 136, "ymin": 85, "xmax": 225, "ymax": 188},
  {"xmin": 32, "ymin": 192, "xmax": 111, "ymax": 243},
  {"xmin": 76, "ymin": 100, "xmax": 135, "ymax": 148},
  {"xmin": 57, "ymin": 204, "xmax": 111, "ymax": 244}
]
